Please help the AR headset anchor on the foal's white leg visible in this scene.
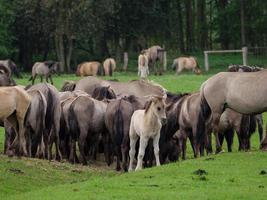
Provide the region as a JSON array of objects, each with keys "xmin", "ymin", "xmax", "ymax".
[
  {"xmin": 153, "ymin": 132, "xmax": 161, "ymax": 167},
  {"xmin": 135, "ymin": 136, "xmax": 149, "ymax": 171},
  {"xmin": 128, "ymin": 133, "xmax": 138, "ymax": 172}
]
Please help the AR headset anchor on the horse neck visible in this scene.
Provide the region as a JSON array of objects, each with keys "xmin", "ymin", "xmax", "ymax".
[{"xmin": 144, "ymin": 106, "xmax": 159, "ymax": 126}]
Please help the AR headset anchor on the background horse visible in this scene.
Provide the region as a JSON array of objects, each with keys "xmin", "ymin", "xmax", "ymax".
[
  {"xmin": 76, "ymin": 61, "xmax": 103, "ymax": 76},
  {"xmin": 103, "ymin": 58, "xmax": 116, "ymax": 76},
  {"xmin": 138, "ymin": 54, "xmax": 149, "ymax": 79},
  {"xmin": 228, "ymin": 64, "xmax": 263, "ymax": 72},
  {"xmin": 29, "ymin": 61, "xmax": 59, "ymax": 85},
  {"xmin": 172, "ymin": 56, "xmax": 201, "ymax": 75},
  {"xmin": 141, "ymin": 45, "xmax": 165, "ymax": 75},
  {"xmin": 0, "ymin": 59, "xmax": 22, "ymax": 78},
  {"xmin": 128, "ymin": 96, "xmax": 166, "ymax": 171},
  {"xmin": 0, "ymin": 86, "xmax": 31, "ymax": 156},
  {"xmin": 61, "ymin": 76, "xmax": 166, "ymax": 98}
]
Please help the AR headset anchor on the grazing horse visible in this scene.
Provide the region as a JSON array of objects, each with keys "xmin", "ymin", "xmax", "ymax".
[
  {"xmin": 0, "ymin": 86, "xmax": 31, "ymax": 156},
  {"xmin": 138, "ymin": 54, "xmax": 149, "ymax": 79},
  {"xmin": 197, "ymin": 70, "xmax": 267, "ymax": 156},
  {"xmin": 24, "ymin": 90, "xmax": 47, "ymax": 158},
  {"xmin": 29, "ymin": 61, "xmax": 59, "ymax": 85},
  {"xmin": 128, "ymin": 96, "xmax": 166, "ymax": 171},
  {"xmin": 105, "ymin": 95, "xmax": 147, "ymax": 171},
  {"xmin": 103, "ymin": 58, "xmax": 116, "ymax": 76},
  {"xmin": 218, "ymin": 108, "xmax": 257, "ymax": 152},
  {"xmin": 0, "ymin": 59, "xmax": 22, "ymax": 78},
  {"xmin": 142, "ymin": 45, "xmax": 165, "ymax": 75},
  {"xmin": 172, "ymin": 56, "xmax": 201, "ymax": 75},
  {"xmin": 61, "ymin": 76, "xmax": 166, "ymax": 98},
  {"xmin": 76, "ymin": 61, "xmax": 103, "ymax": 76},
  {"xmin": 26, "ymin": 83, "xmax": 62, "ymax": 161}
]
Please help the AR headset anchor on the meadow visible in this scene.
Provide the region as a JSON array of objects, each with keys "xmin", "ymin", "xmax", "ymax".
[{"xmin": 1, "ymin": 53, "xmax": 267, "ymax": 199}]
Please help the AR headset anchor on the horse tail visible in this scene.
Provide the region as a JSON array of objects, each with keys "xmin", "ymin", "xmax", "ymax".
[
  {"xmin": 113, "ymin": 101, "xmax": 123, "ymax": 146},
  {"xmin": 68, "ymin": 102, "xmax": 79, "ymax": 140},
  {"xmin": 108, "ymin": 60, "xmax": 112, "ymax": 77},
  {"xmin": 196, "ymin": 94, "xmax": 211, "ymax": 147},
  {"xmin": 249, "ymin": 115, "xmax": 257, "ymax": 135},
  {"xmin": 23, "ymin": 102, "xmax": 32, "ymax": 127},
  {"xmin": 60, "ymin": 81, "xmax": 76, "ymax": 92},
  {"xmin": 45, "ymin": 88, "xmax": 54, "ymax": 131}
]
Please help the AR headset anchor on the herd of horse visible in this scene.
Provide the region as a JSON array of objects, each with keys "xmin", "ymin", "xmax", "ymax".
[{"xmin": 0, "ymin": 50, "xmax": 266, "ymax": 172}]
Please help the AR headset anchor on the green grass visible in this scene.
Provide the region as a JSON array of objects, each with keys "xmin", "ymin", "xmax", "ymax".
[{"xmin": 1, "ymin": 61, "xmax": 267, "ymax": 199}]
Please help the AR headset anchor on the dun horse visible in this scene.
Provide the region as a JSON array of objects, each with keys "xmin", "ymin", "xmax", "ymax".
[
  {"xmin": 29, "ymin": 61, "xmax": 59, "ymax": 85},
  {"xmin": 0, "ymin": 86, "xmax": 31, "ymax": 156},
  {"xmin": 138, "ymin": 54, "xmax": 149, "ymax": 79},
  {"xmin": 128, "ymin": 96, "xmax": 166, "ymax": 171},
  {"xmin": 172, "ymin": 56, "xmax": 201, "ymax": 75},
  {"xmin": 103, "ymin": 58, "xmax": 116, "ymax": 76},
  {"xmin": 76, "ymin": 61, "xmax": 103, "ymax": 76}
]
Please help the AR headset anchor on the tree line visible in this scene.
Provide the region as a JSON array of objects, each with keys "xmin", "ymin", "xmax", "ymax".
[{"xmin": 0, "ymin": 0, "xmax": 266, "ymax": 72}]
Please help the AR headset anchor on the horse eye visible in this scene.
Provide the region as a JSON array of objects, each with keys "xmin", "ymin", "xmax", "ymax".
[{"xmin": 157, "ymin": 107, "xmax": 161, "ymax": 111}]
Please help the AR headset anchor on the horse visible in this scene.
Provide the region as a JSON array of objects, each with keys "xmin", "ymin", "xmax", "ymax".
[
  {"xmin": 103, "ymin": 58, "xmax": 116, "ymax": 76},
  {"xmin": 61, "ymin": 76, "xmax": 166, "ymax": 98},
  {"xmin": 91, "ymin": 86, "xmax": 117, "ymax": 101},
  {"xmin": 228, "ymin": 64, "xmax": 264, "ymax": 72},
  {"xmin": 105, "ymin": 95, "xmax": 147, "ymax": 171},
  {"xmin": 24, "ymin": 90, "xmax": 47, "ymax": 158},
  {"xmin": 76, "ymin": 61, "xmax": 103, "ymax": 76},
  {"xmin": 26, "ymin": 83, "xmax": 62, "ymax": 161},
  {"xmin": 218, "ymin": 108, "xmax": 257, "ymax": 152},
  {"xmin": 0, "ymin": 86, "xmax": 31, "ymax": 156},
  {"xmin": 138, "ymin": 54, "xmax": 149, "ymax": 79},
  {"xmin": 29, "ymin": 61, "xmax": 59, "ymax": 85},
  {"xmin": 172, "ymin": 56, "xmax": 201, "ymax": 75},
  {"xmin": 128, "ymin": 96, "xmax": 166, "ymax": 171},
  {"xmin": 0, "ymin": 59, "xmax": 22, "ymax": 78},
  {"xmin": 141, "ymin": 45, "xmax": 165, "ymax": 75},
  {"xmin": 0, "ymin": 72, "xmax": 16, "ymax": 86},
  {"xmin": 66, "ymin": 95, "xmax": 110, "ymax": 165},
  {"xmin": 197, "ymin": 70, "xmax": 267, "ymax": 156}
]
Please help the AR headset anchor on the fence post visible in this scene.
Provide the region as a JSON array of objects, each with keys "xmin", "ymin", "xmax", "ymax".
[
  {"xmin": 242, "ymin": 46, "xmax": 248, "ymax": 66},
  {"xmin": 204, "ymin": 51, "xmax": 209, "ymax": 71},
  {"xmin": 163, "ymin": 50, "xmax": 167, "ymax": 71},
  {"xmin": 123, "ymin": 52, "xmax": 128, "ymax": 71}
]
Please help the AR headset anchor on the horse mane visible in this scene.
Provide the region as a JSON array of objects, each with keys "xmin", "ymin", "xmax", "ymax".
[
  {"xmin": 92, "ymin": 86, "xmax": 116, "ymax": 100},
  {"xmin": 166, "ymin": 92, "xmax": 190, "ymax": 104},
  {"xmin": 144, "ymin": 100, "xmax": 153, "ymax": 114},
  {"xmin": 122, "ymin": 95, "xmax": 138, "ymax": 103}
]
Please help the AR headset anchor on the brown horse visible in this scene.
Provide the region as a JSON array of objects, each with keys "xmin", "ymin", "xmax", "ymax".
[
  {"xmin": 141, "ymin": 45, "xmax": 165, "ymax": 75},
  {"xmin": 172, "ymin": 56, "xmax": 201, "ymax": 75},
  {"xmin": 26, "ymin": 83, "xmax": 62, "ymax": 161},
  {"xmin": 0, "ymin": 86, "xmax": 31, "ymax": 156},
  {"xmin": 103, "ymin": 58, "xmax": 116, "ymax": 76},
  {"xmin": 76, "ymin": 61, "xmax": 103, "ymax": 76},
  {"xmin": 197, "ymin": 70, "xmax": 267, "ymax": 156},
  {"xmin": 29, "ymin": 61, "xmax": 59, "ymax": 85},
  {"xmin": 61, "ymin": 76, "xmax": 166, "ymax": 98}
]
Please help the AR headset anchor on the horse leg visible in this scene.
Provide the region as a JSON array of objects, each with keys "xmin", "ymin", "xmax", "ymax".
[
  {"xmin": 128, "ymin": 133, "xmax": 138, "ymax": 172},
  {"xmin": 135, "ymin": 136, "xmax": 149, "ymax": 171},
  {"xmin": 49, "ymin": 75, "xmax": 54, "ymax": 85},
  {"xmin": 122, "ymin": 135, "xmax": 129, "ymax": 172},
  {"xmin": 40, "ymin": 75, "xmax": 43, "ymax": 83},
  {"xmin": 225, "ymin": 129, "xmax": 234, "ymax": 152},
  {"xmin": 18, "ymin": 118, "xmax": 28, "ymax": 157},
  {"xmin": 257, "ymin": 115, "xmax": 263, "ymax": 142},
  {"xmin": 153, "ymin": 133, "xmax": 161, "ymax": 166},
  {"xmin": 179, "ymin": 129, "xmax": 187, "ymax": 160},
  {"xmin": 32, "ymin": 74, "xmax": 37, "ymax": 85},
  {"xmin": 115, "ymin": 144, "xmax": 122, "ymax": 171},
  {"xmin": 78, "ymin": 129, "xmax": 88, "ymax": 165}
]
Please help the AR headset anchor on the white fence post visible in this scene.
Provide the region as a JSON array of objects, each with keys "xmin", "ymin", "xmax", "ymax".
[
  {"xmin": 242, "ymin": 46, "xmax": 248, "ymax": 66},
  {"xmin": 204, "ymin": 51, "xmax": 209, "ymax": 71}
]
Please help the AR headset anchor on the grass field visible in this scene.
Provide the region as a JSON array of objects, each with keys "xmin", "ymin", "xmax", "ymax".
[{"xmin": 1, "ymin": 55, "xmax": 267, "ymax": 199}]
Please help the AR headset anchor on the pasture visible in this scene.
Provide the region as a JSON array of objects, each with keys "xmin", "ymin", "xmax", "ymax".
[{"xmin": 1, "ymin": 55, "xmax": 267, "ymax": 199}]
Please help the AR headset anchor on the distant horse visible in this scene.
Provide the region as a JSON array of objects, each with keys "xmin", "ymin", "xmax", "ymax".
[
  {"xmin": 103, "ymin": 58, "xmax": 116, "ymax": 76},
  {"xmin": 29, "ymin": 61, "xmax": 59, "ymax": 85},
  {"xmin": 0, "ymin": 86, "xmax": 31, "ymax": 156},
  {"xmin": 197, "ymin": 70, "xmax": 267, "ymax": 156},
  {"xmin": 0, "ymin": 59, "xmax": 22, "ymax": 78},
  {"xmin": 76, "ymin": 61, "xmax": 103, "ymax": 76},
  {"xmin": 228, "ymin": 64, "xmax": 263, "ymax": 72},
  {"xmin": 26, "ymin": 83, "xmax": 62, "ymax": 161},
  {"xmin": 24, "ymin": 90, "xmax": 47, "ymax": 158},
  {"xmin": 105, "ymin": 95, "xmax": 147, "ymax": 171},
  {"xmin": 128, "ymin": 96, "xmax": 166, "ymax": 171},
  {"xmin": 172, "ymin": 56, "xmax": 201, "ymax": 75},
  {"xmin": 138, "ymin": 54, "xmax": 149, "ymax": 79},
  {"xmin": 61, "ymin": 76, "xmax": 166, "ymax": 98},
  {"xmin": 142, "ymin": 45, "xmax": 165, "ymax": 75},
  {"xmin": 218, "ymin": 108, "xmax": 257, "ymax": 152}
]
